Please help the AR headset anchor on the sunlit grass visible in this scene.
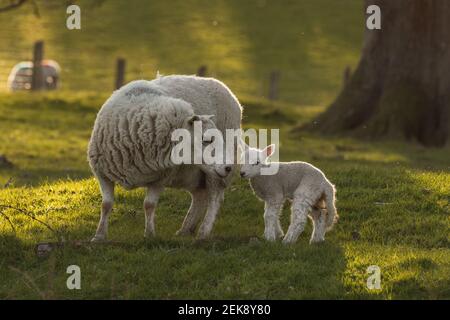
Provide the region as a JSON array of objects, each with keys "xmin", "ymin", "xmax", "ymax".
[
  {"xmin": 0, "ymin": 0, "xmax": 363, "ymax": 105},
  {"xmin": 0, "ymin": 0, "xmax": 447, "ymax": 299},
  {"xmin": 0, "ymin": 93, "xmax": 448, "ymax": 299}
]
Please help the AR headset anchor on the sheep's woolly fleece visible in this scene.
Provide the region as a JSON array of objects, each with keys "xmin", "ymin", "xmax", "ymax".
[{"xmin": 88, "ymin": 81, "xmax": 195, "ymax": 189}]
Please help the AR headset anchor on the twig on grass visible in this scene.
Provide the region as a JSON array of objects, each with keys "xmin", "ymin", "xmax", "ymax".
[
  {"xmin": 0, "ymin": 204, "xmax": 61, "ymax": 241},
  {"xmin": 0, "ymin": 206, "xmax": 16, "ymax": 234},
  {"xmin": 9, "ymin": 266, "xmax": 47, "ymax": 300}
]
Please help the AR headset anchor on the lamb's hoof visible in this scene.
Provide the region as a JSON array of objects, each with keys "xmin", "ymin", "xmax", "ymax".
[
  {"xmin": 309, "ymin": 238, "xmax": 325, "ymax": 245},
  {"xmin": 196, "ymin": 233, "xmax": 210, "ymax": 241},
  {"xmin": 195, "ymin": 225, "xmax": 212, "ymax": 240},
  {"xmin": 175, "ymin": 229, "xmax": 194, "ymax": 237},
  {"xmin": 282, "ymin": 236, "xmax": 296, "ymax": 245},
  {"xmin": 91, "ymin": 235, "xmax": 106, "ymax": 243}
]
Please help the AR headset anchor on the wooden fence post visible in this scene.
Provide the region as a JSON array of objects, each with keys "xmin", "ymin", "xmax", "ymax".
[
  {"xmin": 268, "ymin": 70, "xmax": 280, "ymax": 101},
  {"xmin": 115, "ymin": 58, "xmax": 126, "ymax": 89},
  {"xmin": 31, "ymin": 41, "xmax": 44, "ymax": 91},
  {"xmin": 197, "ymin": 65, "xmax": 207, "ymax": 77}
]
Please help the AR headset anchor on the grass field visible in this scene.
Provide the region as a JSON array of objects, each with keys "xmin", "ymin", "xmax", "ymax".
[
  {"xmin": 0, "ymin": 0, "xmax": 448, "ymax": 300},
  {"xmin": 0, "ymin": 0, "xmax": 363, "ymax": 104},
  {"xmin": 0, "ymin": 93, "xmax": 449, "ymax": 299}
]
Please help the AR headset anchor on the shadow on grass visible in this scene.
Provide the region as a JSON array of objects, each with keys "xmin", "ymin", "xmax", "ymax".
[
  {"xmin": 289, "ymin": 130, "xmax": 450, "ymax": 173},
  {"xmin": 0, "ymin": 234, "xmax": 25, "ymax": 266},
  {"xmin": 39, "ymin": 236, "xmax": 348, "ymax": 299}
]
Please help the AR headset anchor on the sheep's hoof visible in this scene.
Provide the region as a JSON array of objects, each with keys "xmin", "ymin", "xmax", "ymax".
[
  {"xmin": 263, "ymin": 232, "xmax": 278, "ymax": 242},
  {"xmin": 144, "ymin": 232, "xmax": 156, "ymax": 239},
  {"xmin": 91, "ymin": 235, "xmax": 106, "ymax": 243}
]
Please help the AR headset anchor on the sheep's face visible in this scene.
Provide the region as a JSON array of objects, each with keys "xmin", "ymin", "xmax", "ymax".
[
  {"xmin": 240, "ymin": 144, "xmax": 275, "ymax": 178},
  {"xmin": 180, "ymin": 114, "xmax": 233, "ymax": 178}
]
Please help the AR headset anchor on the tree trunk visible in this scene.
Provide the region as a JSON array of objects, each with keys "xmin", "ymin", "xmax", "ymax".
[{"xmin": 310, "ymin": 0, "xmax": 450, "ymax": 147}]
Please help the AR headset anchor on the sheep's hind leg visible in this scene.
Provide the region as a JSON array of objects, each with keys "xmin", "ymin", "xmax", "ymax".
[
  {"xmin": 264, "ymin": 200, "xmax": 284, "ymax": 241},
  {"xmin": 309, "ymin": 206, "xmax": 327, "ymax": 244},
  {"xmin": 144, "ymin": 185, "xmax": 164, "ymax": 238},
  {"xmin": 176, "ymin": 189, "xmax": 207, "ymax": 236},
  {"xmin": 282, "ymin": 196, "xmax": 312, "ymax": 244},
  {"xmin": 91, "ymin": 176, "xmax": 115, "ymax": 242}
]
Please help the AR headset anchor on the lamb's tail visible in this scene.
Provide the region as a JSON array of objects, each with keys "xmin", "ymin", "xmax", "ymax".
[{"xmin": 324, "ymin": 184, "xmax": 338, "ymax": 231}]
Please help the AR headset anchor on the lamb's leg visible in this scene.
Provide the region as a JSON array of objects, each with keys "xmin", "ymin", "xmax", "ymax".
[
  {"xmin": 264, "ymin": 201, "xmax": 284, "ymax": 241},
  {"xmin": 309, "ymin": 207, "xmax": 327, "ymax": 244},
  {"xmin": 282, "ymin": 196, "xmax": 313, "ymax": 244},
  {"xmin": 176, "ymin": 189, "xmax": 207, "ymax": 236},
  {"xmin": 196, "ymin": 184, "xmax": 224, "ymax": 240},
  {"xmin": 275, "ymin": 205, "xmax": 284, "ymax": 239},
  {"xmin": 91, "ymin": 176, "xmax": 115, "ymax": 242},
  {"xmin": 143, "ymin": 185, "xmax": 164, "ymax": 238}
]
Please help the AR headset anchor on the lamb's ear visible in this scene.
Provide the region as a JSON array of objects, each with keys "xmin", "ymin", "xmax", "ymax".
[
  {"xmin": 187, "ymin": 115, "xmax": 200, "ymax": 125},
  {"xmin": 200, "ymin": 114, "xmax": 215, "ymax": 121},
  {"xmin": 263, "ymin": 144, "xmax": 275, "ymax": 158}
]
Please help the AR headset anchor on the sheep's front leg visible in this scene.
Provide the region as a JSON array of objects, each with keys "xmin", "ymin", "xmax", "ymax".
[
  {"xmin": 176, "ymin": 189, "xmax": 207, "ymax": 236},
  {"xmin": 196, "ymin": 186, "xmax": 224, "ymax": 240},
  {"xmin": 264, "ymin": 201, "xmax": 284, "ymax": 241},
  {"xmin": 91, "ymin": 176, "xmax": 115, "ymax": 242},
  {"xmin": 144, "ymin": 185, "xmax": 164, "ymax": 238},
  {"xmin": 282, "ymin": 197, "xmax": 312, "ymax": 244},
  {"xmin": 309, "ymin": 208, "xmax": 327, "ymax": 244}
]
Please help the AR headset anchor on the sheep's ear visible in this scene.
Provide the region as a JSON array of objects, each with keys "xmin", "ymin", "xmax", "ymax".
[
  {"xmin": 187, "ymin": 115, "xmax": 200, "ymax": 125},
  {"xmin": 264, "ymin": 144, "xmax": 275, "ymax": 158}
]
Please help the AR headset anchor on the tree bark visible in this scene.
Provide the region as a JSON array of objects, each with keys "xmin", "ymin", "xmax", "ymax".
[{"xmin": 310, "ymin": 0, "xmax": 450, "ymax": 147}]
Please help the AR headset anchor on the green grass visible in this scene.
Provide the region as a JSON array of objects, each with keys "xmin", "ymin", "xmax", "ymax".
[
  {"xmin": 0, "ymin": 93, "xmax": 449, "ymax": 299},
  {"xmin": 0, "ymin": 0, "xmax": 448, "ymax": 300},
  {"xmin": 0, "ymin": 0, "xmax": 363, "ymax": 105}
]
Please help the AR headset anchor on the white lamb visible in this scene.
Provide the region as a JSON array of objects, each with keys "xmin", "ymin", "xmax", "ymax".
[
  {"xmin": 240, "ymin": 144, "xmax": 338, "ymax": 244},
  {"xmin": 88, "ymin": 75, "xmax": 242, "ymax": 241}
]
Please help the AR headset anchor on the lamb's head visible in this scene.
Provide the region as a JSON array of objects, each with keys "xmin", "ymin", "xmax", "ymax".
[
  {"xmin": 239, "ymin": 144, "xmax": 275, "ymax": 178},
  {"xmin": 174, "ymin": 114, "xmax": 233, "ymax": 178}
]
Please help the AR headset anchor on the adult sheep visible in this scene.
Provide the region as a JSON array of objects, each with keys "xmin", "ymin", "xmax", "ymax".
[{"xmin": 88, "ymin": 75, "xmax": 242, "ymax": 241}]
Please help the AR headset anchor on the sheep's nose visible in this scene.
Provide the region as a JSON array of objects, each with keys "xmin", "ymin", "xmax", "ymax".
[{"xmin": 225, "ymin": 166, "xmax": 232, "ymax": 173}]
